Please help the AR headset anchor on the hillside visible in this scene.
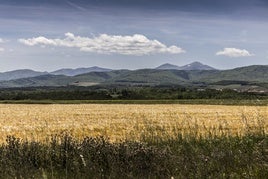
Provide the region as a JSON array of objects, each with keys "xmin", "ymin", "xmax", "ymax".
[
  {"xmin": 0, "ymin": 75, "xmax": 72, "ymax": 88},
  {"xmin": 0, "ymin": 65, "xmax": 267, "ymax": 88},
  {"xmin": 105, "ymin": 69, "xmax": 190, "ymax": 85},
  {"xmin": 0, "ymin": 69, "xmax": 48, "ymax": 81},
  {"xmin": 0, "ymin": 70, "xmax": 128, "ymax": 88},
  {"xmin": 189, "ymin": 65, "xmax": 268, "ymax": 83},
  {"xmin": 51, "ymin": 66, "xmax": 112, "ymax": 76},
  {"xmin": 0, "ymin": 66, "xmax": 112, "ymax": 82}
]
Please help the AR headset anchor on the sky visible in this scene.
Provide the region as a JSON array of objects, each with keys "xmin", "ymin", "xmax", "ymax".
[{"xmin": 0, "ymin": 0, "xmax": 268, "ymax": 72}]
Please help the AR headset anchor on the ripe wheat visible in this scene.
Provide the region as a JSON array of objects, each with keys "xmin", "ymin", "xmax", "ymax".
[{"xmin": 0, "ymin": 104, "xmax": 266, "ymax": 143}]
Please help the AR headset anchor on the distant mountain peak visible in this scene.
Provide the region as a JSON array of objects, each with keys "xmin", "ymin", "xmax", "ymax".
[
  {"xmin": 155, "ymin": 63, "xmax": 181, "ymax": 70},
  {"xmin": 161, "ymin": 63, "xmax": 174, "ymax": 66},
  {"xmin": 181, "ymin": 61, "xmax": 216, "ymax": 70},
  {"xmin": 189, "ymin": 61, "xmax": 203, "ymax": 65},
  {"xmin": 156, "ymin": 61, "xmax": 216, "ymax": 71}
]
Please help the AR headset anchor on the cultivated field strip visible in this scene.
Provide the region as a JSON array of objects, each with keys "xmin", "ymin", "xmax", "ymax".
[{"xmin": 0, "ymin": 104, "xmax": 267, "ymax": 143}]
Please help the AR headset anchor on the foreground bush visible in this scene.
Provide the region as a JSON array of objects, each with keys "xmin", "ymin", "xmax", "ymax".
[{"xmin": 0, "ymin": 134, "xmax": 267, "ymax": 178}]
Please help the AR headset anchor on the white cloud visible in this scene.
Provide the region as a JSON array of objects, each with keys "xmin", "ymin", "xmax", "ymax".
[
  {"xmin": 0, "ymin": 48, "xmax": 4, "ymax": 52},
  {"xmin": 18, "ymin": 33, "xmax": 185, "ymax": 55},
  {"xmin": 0, "ymin": 38, "xmax": 4, "ymax": 43},
  {"xmin": 216, "ymin": 48, "xmax": 254, "ymax": 57},
  {"xmin": 19, "ymin": 36, "xmax": 57, "ymax": 46}
]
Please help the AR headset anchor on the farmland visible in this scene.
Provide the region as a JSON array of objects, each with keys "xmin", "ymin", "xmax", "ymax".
[
  {"xmin": 0, "ymin": 103, "xmax": 267, "ymax": 178},
  {"xmin": 0, "ymin": 104, "xmax": 267, "ymax": 143}
]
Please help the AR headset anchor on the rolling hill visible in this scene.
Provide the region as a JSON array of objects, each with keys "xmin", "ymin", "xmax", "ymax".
[
  {"xmin": 0, "ymin": 69, "xmax": 48, "ymax": 81},
  {"xmin": 0, "ymin": 66, "xmax": 112, "ymax": 82},
  {"xmin": 51, "ymin": 66, "xmax": 112, "ymax": 76},
  {"xmin": 0, "ymin": 64, "xmax": 267, "ymax": 88},
  {"xmin": 189, "ymin": 65, "xmax": 268, "ymax": 83}
]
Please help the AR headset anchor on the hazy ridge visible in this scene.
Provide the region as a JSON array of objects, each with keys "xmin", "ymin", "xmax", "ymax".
[{"xmin": 0, "ymin": 62, "xmax": 267, "ymax": 90}]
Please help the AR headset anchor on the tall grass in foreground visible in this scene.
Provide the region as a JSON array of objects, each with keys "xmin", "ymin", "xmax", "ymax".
[{"xmin": 0, "ymin": 131, "xmax": 267, "ymax": 178}]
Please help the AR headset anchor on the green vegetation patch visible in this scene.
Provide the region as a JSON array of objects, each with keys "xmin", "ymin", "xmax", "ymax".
[{"xmin": 0, "ymin": 133, "xmax": 267, "ymax": 178}]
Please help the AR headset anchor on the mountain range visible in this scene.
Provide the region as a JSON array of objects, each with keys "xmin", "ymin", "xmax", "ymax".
[
  {"xmin": 0, "ymin": 62, "xmax": 267, "ymax": 91},
  {"xmin": 0, "ymin": 62, "xmax": 214, "ymax": 82}
]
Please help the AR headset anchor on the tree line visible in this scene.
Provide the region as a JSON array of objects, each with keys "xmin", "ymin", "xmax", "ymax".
[{"xmin": 0, "ymin": 86, "xmax": 265, "ymax": 100}]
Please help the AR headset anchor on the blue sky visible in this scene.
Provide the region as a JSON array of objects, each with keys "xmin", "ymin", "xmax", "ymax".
[{"xmin": 0, "ymin": 0, "xmax": 268, "ymax": 71}]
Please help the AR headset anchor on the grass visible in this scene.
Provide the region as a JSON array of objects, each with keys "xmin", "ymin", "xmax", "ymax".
[
  {"xmin": 0, "ymin": 103, "xmax": 267, "ymax": 178},
  {"xmin": 0, "ymin": 132, "xmax": 267, "ymax": 178}
]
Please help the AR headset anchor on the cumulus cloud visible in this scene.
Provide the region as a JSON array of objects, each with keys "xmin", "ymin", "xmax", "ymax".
[
  {"xmin": 18, "ymin": 33, "xmax": 185, "ymax": 55},
  {"xmin": 216, "ymin": 48, "xmax": 254, "ymax": 57},
  {"xmin": 0, "ymin": 38, "xmax": 4, "ymax": 43}
]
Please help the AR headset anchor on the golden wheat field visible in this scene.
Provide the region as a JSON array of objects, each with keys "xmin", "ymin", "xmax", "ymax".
[{"xmin": 0, "ymin": 104, "xmax": 267, "ymax": 143}]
